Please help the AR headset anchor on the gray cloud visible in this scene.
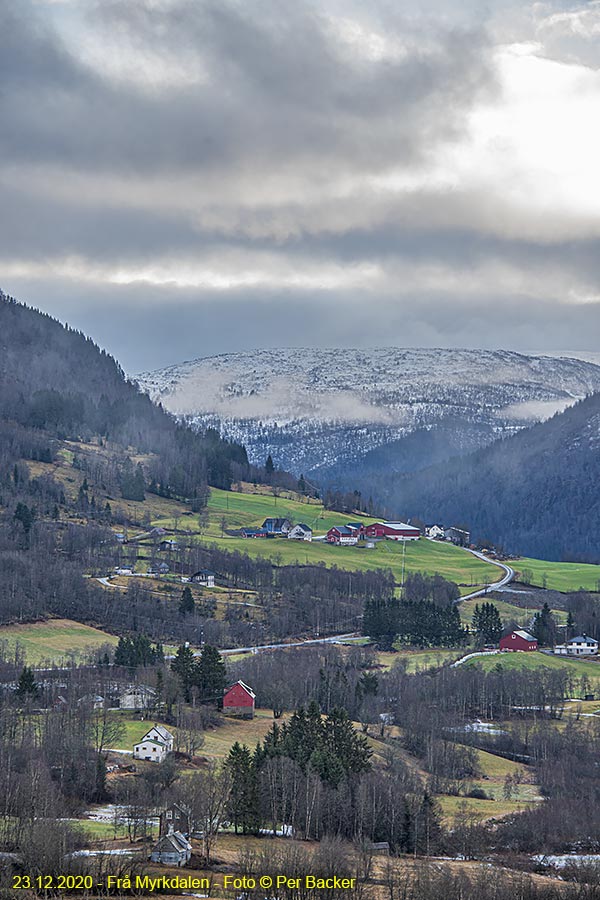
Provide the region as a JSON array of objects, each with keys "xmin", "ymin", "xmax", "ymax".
[
  {"xmin": 0, "ymin": 0, "xmax": 598, "ymax": 370},
  {"xmin": 3, "ymin": 277, "xmax": 599, "ymax": 373}
]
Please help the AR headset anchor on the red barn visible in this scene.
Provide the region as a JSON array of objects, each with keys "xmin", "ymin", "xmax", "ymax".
[
  {"xmin": 223, "ymin": 680, "xmax": 256, "ymax": 718},
  {"xmin": 499, "ymin": 630, "xmax": 538, "ymax": 652},
  {"xmin": 364, "ymin": 522, "xmax": 420, "ymax": 541},
  {"xmin": 326, "ymin": 526, "xmax": 359, "ymax": 545}
]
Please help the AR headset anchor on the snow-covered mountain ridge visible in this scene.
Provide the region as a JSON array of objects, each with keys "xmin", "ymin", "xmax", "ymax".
[{"xmin": 135, "ymin": 348, "xmax": 600, "ymax": 479}]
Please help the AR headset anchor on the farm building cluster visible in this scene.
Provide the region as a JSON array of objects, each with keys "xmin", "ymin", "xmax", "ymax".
[
  {"xmin": 326, "ymin": 521, "xmax": 421, "ymax": 545},
  {"xmin": 239, "ymin": 517, "xmax": 471, "ymax": 547},
  {"xmin": 498, "ymin": 630, "xmax": 599, "ymax": 658}
]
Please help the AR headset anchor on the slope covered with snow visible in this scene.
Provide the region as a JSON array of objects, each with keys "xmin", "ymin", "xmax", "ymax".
[{"xmin": 136, "ymin": 348, "xmax": 600, "ymax": 478}]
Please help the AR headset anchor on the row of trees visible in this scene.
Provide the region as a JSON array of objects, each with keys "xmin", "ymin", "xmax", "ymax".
[
  {"xmin": 363, "ymin": 597, "xmax": 466, "ymax": 649},
  {"xmin": 170, "ymin": 644, "xmax": 226, "ymax": 702}
]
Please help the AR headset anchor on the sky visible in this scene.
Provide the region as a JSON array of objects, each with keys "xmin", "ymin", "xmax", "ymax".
[{"xmin": 1, "ymin": 0, "xmax": 599, "ymax": 372}]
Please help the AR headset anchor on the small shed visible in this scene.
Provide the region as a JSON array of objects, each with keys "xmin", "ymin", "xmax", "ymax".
[
  {"xmin": 150, "ymin": 829, "xmax": 192, "ymax": 867},
  {"xmin": 368, "ymin": 842, "xmax": 390, "ymax": 856},
  {"xmin": 223, "ymin": 680, "xmax": 255, "ymax": 719}
]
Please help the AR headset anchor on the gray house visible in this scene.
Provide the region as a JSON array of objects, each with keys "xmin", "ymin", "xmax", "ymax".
[
  {"xmin": 150, "ymin": 829, "xmax": 192, "ymax": 866},
  {"xmin": 160, "ymin": 802, "xmax": 193, "ymax": 837}
]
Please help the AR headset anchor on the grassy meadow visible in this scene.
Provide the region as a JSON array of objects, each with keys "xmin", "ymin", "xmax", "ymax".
[
  {"xmin": 467, "ymin": 649, "xmax": 600, "ymax": 687},
  {"xmin": 514, "ymin": 557, "xmax": 600, "ymax": 593},
  {"xmin": 148, "ymin": 488, "xmax": 501, "ymax": 594},
  {"xmin": 0, "ymin": 619, "xmax": 118, "ymax": 665}
]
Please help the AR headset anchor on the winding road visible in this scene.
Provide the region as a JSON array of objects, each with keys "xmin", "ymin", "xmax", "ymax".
[{"xmin": 456, "ymin": 550, "xmax": 515, "ymax": 602}]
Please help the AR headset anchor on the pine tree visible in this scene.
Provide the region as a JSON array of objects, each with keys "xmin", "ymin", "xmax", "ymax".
[
  {"xmin": 14, "ymin": 502, "xmax": 35, "ymax": 535},
  {"xmin": 532, "ymin": 602, "xmax": 557, "ymax": 647},
  {"xmin": 179, "ymin": 586, "xmax": 195, "ymax": 616},
  {"xmin": 16, "ymin": 666, "xmax": 38, "ymax": 699},
  {"xmin": 224, "ymin": 743, "xmax": 260, "ymax": 833},
  {"xmin": 265, "ymin": 454, "xmax": 274, "ymax": 476},
  {"xmin": 473, "ymin": 602, "xmax": 503, "ymax": 645},
  {"xmin": 155, "ymin": 669, "xmax": 164, "ymax": 712},
  {"xmin": 171, "ymin": 644, "xmax": 197, "ymax": 700},
  {"xmin": 195, "ymin": 645, "xmax": 226, "ymax": 703}
]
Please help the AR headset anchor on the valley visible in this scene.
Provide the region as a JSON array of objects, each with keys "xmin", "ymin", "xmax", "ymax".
[{"xmin": 1, "ymin": 292, "xmax": 600, "ymax": 895}]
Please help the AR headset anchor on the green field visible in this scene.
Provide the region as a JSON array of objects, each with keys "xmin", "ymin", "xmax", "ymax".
[
  {"xmin": 155, "ymin": 486, "xmax": 359, "ymax": 539},
  {"xmin": 460, "ymin": 597, "xmax": 568, "ymax": 628},
  {"xmin": 514, "ymin": 557, "xmax": 600, "ymax": 593},
  {"xmin": 467, "ymin": 650, "xmax": 600, "ymax": 687},
  {"xmin": 0, "ymin": 619, "xmax": 118, "ymax": 665},
  {"xmin": 376, "ymin": 648, "xmax": 464, "ymax": 672},
  {"xmin": 110, "ymin": 717, "xmax": 169, "ymax": 750},
  {"xmin": 110, "ymin": 710, "xmax": 282, "ymax": 758},
  {"xmin": 150, "ymin": 489, "xmax": 501, "ymax": 594},
  {"xmin": 437, "ymin": 794, "xmax": 537, "ymax": 823}
]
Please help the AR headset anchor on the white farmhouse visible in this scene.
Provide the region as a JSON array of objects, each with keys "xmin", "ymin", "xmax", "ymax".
[
  {"xmin": 287, "ymin": 523, "xmax": 313, "ymax": 541},
  {"xmin": 141, "ymin": 724, "xmax": 174, "ymax": 751},
  {"xmin": 133, "ymin": 724, "xmax": 174, "ymax": 763},
  {"xmin": 190, "ymin": 569, "xmax": 216, "ymax": 587},
  {"xmin": 554, "ymin": 635, "xmax": 599, "ymax": 656}
]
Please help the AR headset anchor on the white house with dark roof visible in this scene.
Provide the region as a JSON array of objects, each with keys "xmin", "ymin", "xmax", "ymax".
[
  {"xmin": 287, "ymin": 523, "xmax": 312, "ymax": 541},
  {"xmin": 142, "ymin": 724, "xmax": 174, "ymax": 751},
  {"xmin": 133, "ymin": 723, "xmax": 174, "ymax": 763},
  {"xmin": 554, "ymin": 635, "xmax": 599, "ymax": 656},
  {"xmin": 190, "ymin": 569, "xmax": 215, "ymax": 587},
  {"xmin": 133, "ymin": 737, "xmax": 169, "ymax": 763}
]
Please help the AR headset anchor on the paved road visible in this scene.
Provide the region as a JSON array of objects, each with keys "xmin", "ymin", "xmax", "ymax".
[
  {"xmin": 456, "ymin": 550, "xmax": 515, "ymax": 602},
  {"xmin": 218, "ymin": 633, "xmax": 361, "ymax": 656}
]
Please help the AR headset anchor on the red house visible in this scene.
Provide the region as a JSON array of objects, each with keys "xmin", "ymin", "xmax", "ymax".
[
  {"xmin": 499, "ymin": 630, "xmax": 538, "ymax": 652},
  {"xmin": 326, "ymin": 526, "xmax": 359, "ymax": 545},
  {"xmin": 364, "ymin": 522, "xmax": 420, "ymax": 541},
  {"xmin": 223, "ymin": 680, "xmax": 256, "ymax": 719}
]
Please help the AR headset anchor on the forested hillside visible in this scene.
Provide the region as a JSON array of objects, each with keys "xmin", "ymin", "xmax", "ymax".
[
  {"xmin": 0, "ymin": 291, "xmax": 283, "ymax": 644},
  {"xmin": 381, "ymin": 393, "xmax": 600, "ymax": 562},
  {"xmin": 0, "ymin": 290, "xmax": 250, "ymax": 493}
]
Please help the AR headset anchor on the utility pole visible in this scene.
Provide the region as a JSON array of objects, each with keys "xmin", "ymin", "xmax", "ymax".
[{"xmin": 401, "ymin": 540, "xmax": 407, "ymax": 598}]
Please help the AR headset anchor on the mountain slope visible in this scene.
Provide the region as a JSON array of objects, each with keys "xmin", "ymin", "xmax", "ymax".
[
  {"xmin": 385, "ymin": 392, "xmax": 600, "ymax": 562},
  {"xmin": 136, "ymin": 348, "xmax": 600, "ymax": 479},
  {"xmin": 0, "ymin": 290, "xmax": 250, "ymax": 492}
]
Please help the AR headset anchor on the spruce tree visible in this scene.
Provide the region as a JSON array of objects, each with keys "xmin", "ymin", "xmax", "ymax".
[
  {"xmin": 195, "ymin": 645, "xmax": 226, "ymax": 703},
  {"xmin": 16, "ymin": 666, "xmax": 38, "ymax": 699},
  {"xmin": 171, "ymin": 644, "xmax": 197, "ymax": 700},
  {"xmin": 179, "ymin": 586, "xmax": 195, "ymax": 616},
  {"xmin": 224, "ymin": 743, "xmax": 260, "ymax": 833}
]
